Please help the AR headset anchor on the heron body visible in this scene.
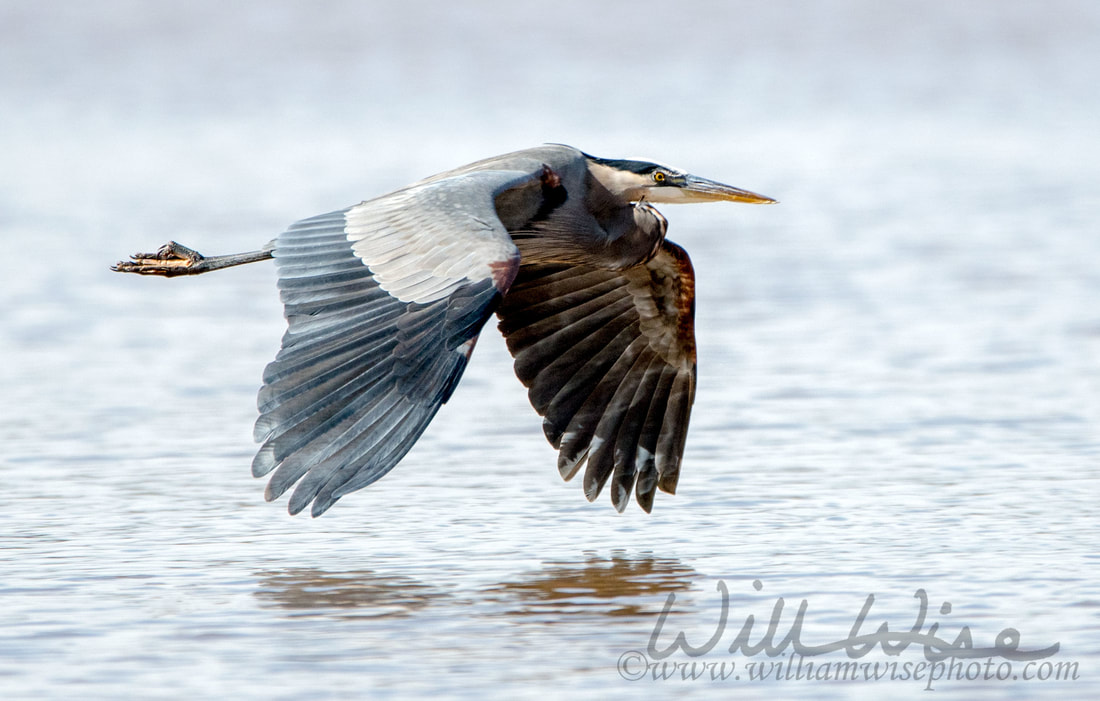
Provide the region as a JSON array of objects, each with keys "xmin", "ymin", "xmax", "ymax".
[{"xmin": 114, "ymin": 144, "xmax": 774, "ymax": 516}]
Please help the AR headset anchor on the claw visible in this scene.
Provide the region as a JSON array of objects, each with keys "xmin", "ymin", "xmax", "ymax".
[{"xmin": 112, "ymin": 241, "xmax": 205, "ymax": 276}]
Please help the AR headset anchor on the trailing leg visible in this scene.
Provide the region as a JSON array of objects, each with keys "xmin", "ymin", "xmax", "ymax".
[{"xmin": 112, "ymin": 241, "xmax": 273, "ymax": 277}]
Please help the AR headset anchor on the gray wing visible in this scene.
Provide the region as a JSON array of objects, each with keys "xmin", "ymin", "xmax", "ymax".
[
  {"xmin": 254, "ymin": 169, "xmax": 549, "ymax": 516},
  {"xmin": 496, "ymin": 241, "xmax": 698, "ymax": 513}
]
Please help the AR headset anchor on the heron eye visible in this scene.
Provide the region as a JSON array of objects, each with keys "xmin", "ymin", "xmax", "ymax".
[{"xmin": 653, "ymin": 171, "xmax": 667, "ymax": 183}]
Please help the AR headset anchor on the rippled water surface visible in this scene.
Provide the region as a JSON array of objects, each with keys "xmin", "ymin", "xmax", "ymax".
[{"xmin": 2, "ymin": 2, "xmax": 1098, "ymax": 698}]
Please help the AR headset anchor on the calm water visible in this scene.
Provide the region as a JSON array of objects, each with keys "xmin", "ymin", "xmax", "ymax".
[{"xmin": 2, "ymin": 2, "xmax": 1098, "ymax": 698}]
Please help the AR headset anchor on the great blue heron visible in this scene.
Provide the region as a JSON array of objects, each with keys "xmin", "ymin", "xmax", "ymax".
[{"xmin": 113, "ymin": 144, "xmax": 775, "ymax": 516}]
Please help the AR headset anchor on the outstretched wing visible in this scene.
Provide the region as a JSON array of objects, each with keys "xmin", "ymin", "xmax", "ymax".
[
  {"xmin": 496, "ymin": 241, "xmax": 697, "ymax": 513},
  {"xmin": 254, "ymin": 169, "xmax": 552, "ymax": 516}
]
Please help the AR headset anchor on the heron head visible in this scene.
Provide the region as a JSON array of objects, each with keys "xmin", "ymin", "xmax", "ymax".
[{"xmin": 584, "ymin": 153, "xmax": 776, "ymax": 205}]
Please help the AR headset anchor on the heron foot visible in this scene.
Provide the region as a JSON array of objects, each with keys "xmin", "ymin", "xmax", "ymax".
[{"xmin": 112, "ymin": 241, "xmax": 206, "ymax": 276}]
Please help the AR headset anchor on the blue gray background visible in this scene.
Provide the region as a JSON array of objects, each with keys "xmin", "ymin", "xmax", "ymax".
[{"xmin": 2, "ymin": 2, "xmax": 1098, "ymax": 698}]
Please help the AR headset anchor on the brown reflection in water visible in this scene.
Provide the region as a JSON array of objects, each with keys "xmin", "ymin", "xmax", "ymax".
[
  {"xmin": 255, "ymin": 568, "xmax": 448, "ymax": 618},
  {"xmin": 484, "ymin": 551, "xmax": 700, "ymax": 618}
]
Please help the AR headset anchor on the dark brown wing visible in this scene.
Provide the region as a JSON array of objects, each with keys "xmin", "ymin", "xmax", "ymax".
[{"xmin": 496, "ymin": 240, "xmax": 697, "ymax": 513}]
